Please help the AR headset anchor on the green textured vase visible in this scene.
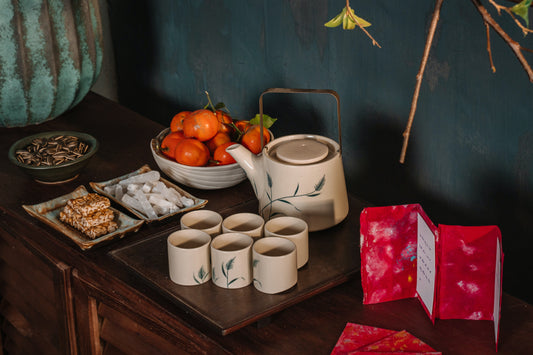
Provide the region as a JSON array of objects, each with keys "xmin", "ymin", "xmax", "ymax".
[{"xmin": 0, "ymin": 0, "xmax": 103, "ymax": 127}]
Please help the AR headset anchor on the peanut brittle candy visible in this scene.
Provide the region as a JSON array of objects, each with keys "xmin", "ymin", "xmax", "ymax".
[
  {"xmin": 82, "ymin": 220, "xmax": 118, "ymax": 239},
  {"xmin": 60, "ymin": 206, "xmax": 114, "ymax": 230},
  {"xmin": 66, "ymin": 193, "xmax": 110, "ymax": 216}
]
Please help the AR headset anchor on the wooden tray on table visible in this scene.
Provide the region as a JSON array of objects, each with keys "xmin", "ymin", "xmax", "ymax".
[{"xmin": 109, "ymin": 196, "xmax": 367, "ymax": 335}]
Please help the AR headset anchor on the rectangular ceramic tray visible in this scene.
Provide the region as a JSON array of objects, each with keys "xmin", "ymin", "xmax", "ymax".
[
  {"xmin": 23, "ymin": 186, "xmax": 144, "ymax": 250},
  {"xmin": 90, "ymin": 165, "xmax": 207, "ymax": 222},
  {"xmin": 109, "ymin": 197, "xmax": 365, "ymax": 335}
]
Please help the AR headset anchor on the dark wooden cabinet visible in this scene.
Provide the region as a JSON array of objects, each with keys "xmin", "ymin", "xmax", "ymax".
[
  {"xmin": 71, "ymin": 269, "xmax": 227, "ymax": 354},
  {"xmin": 0, "ymin": 208, "xmax": 227, "ymax": 355},
  {"xmin": 0, "ymin": 214, "xmax": 75, "ymax": 354}
]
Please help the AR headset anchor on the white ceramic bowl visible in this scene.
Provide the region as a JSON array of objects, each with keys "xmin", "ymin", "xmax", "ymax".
[{"xmin": 150, "ymin": 128, "xmax": 247, "ymax": 190}]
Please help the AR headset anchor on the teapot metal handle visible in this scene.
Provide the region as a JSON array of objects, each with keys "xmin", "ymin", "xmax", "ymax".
[{"xmin": 258, "ymin": 88, "xmax": 342, "ymax": 152}]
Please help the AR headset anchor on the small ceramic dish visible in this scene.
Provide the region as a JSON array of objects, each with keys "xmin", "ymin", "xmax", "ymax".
[
  {"xmin": 8, "ymin": 131, "xmax": 98, "ymax": 184},
  {"xmin": 90, "ymin": 165, "xmax": 208, "ymax": 222},
  {"xmin": 150, "ymin": 128, "xmax": 247, "ymax": 190},
  {"xmin": 22, "ymin": 185, "xmax": 144, "ymax": 250}
]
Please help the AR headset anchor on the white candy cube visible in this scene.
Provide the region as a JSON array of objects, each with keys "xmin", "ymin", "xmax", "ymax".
[{"xmin": 119, "ymin": 171, "xmax": 160, "ymax": 185}]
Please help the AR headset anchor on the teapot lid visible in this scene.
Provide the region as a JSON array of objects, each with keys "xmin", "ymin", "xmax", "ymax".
[{"xmin": 275, "ymin": 138, "xmax": 329, "ymax": 165}]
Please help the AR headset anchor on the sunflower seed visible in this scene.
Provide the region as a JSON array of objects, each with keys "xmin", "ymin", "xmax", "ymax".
[{"xmin": 15, "ymin": 134, "xmax": 91, "ymax": 167}]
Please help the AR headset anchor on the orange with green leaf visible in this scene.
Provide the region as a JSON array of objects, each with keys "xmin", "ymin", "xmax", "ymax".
[{"xmin": 162, "ymin": 92, "xmax": 277, "ymax": 167}]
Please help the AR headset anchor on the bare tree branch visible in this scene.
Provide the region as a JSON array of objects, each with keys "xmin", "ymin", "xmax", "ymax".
[
  {"xmin": 399, "ymin": 0, "xmax": 445, "ymax": 164},
  {"xmin": 486, "ymin": 22, "xmax": 497, "ymax": 72},
  {"xmin": 489, "ymin": 0, "xmax": 533, "ymax": 36},
  {"xmin": 337, "ymin": 0, "xmax": 533, "ymax": 163},
  {"xmin": 345, "ymin": 0, "xmax": 382, "ymax": 48},
  {"xmin": 471, "ymin": 0, "xmax": 533, "ymax": 82},
  {"xmin": 488, "ymin": 0, "xmax": 506, "ymax": 14}
]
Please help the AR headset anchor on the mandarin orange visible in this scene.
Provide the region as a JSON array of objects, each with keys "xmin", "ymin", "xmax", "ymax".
[
  {"xmin": 182, "ymin": 109, "xmax": 219, "ymax": 142},
  {"xmin": 160, "ymin": 131, "xmax": 186, "ymax": 159},
  {"xmin": 174, "ymin": 138, "xmax": 210, "ymax": 166},
  {"xmin": 170, "ymin": 111, "xmax": 191, "ymax": 132},
  {"xmin": 213, "ymin": 142, "xmax": 237, "ymax": 165},
  {"xmin": 241, "ymin": 124, "xmax": 270, "ymax": 154},
  {"xmin": 206, "ymin": 132, "xmax": 232, "ymax": 154}
]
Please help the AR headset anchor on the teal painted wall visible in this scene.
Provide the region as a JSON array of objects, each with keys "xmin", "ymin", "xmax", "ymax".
[{"xmin": 108, "ymin": 0, "xmax": 533, "ymax": 302}]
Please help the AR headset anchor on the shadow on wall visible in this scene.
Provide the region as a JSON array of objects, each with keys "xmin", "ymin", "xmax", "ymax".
[
  {"xmin": 349, "ymin": 109, "xmax": 419, "ymax": 205},
  {"xmin": 260, "ymin": 94, "xmax": 332, "ymax": 137},
  {"xmin": 92, "ymin": 0, "xmax": 118, "ymax": 101},
  {"xmin": 107, "ymin": 0, "xmax": 176, "ymax": 121},
  {"xmin": 479, "ymin": 168, "xmax": 533, "ymax": 304}
]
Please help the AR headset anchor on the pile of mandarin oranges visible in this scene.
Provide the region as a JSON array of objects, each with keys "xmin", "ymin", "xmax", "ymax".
[{"xmin": 160, "ymin": 100, "xmax": 274, "ymax": 167}]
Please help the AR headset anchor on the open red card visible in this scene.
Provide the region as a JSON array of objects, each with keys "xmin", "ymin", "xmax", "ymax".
[
  {"xmin": 331, "ymin": 323, "xmax": 441, "ymax": 354},
  {"xmin": 360, "ymin": 204, "xmax": 503, "ymax": 349}
]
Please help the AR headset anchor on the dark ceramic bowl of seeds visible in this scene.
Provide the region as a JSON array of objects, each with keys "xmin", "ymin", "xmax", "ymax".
[{"xmin": 8, "ymin": 131, "xmax": 99, "ymax": 184}]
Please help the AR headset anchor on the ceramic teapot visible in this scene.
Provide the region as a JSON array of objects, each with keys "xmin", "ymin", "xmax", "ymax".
[{"xmin": 226, "ymin": 88, "xmax": 349, "ymax": 232}]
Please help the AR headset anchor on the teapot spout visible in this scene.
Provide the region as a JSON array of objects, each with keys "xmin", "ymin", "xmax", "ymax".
[{"xmin": 226, "ymin": 144, "xmax": 262, "ymax": 192}]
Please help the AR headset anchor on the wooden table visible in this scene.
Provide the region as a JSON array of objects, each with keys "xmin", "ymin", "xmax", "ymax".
[{"xmin": 1, "ymin": 92, "xmax": 532, "ymax": 354}]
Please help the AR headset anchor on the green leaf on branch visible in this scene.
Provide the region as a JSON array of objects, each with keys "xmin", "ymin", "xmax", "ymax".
[
  {"xmin": 250, "ymin": 113, "xmax": 277, "ymax": 128},
  {"xmin": 346, "ymin": 6, "xmax": 371, "ymax": 29},
  {"xmin": 324, "ymin": 6, "xmax": 371, "ymax": 30},
  {"xmin": 324, "ymin": 7, "xmax": 346, "ymax": 28},
  {"xmin": 215, "ymin": 102, "xmax": 228, "ymax": 111},
  {"xmin": 512, "ymin": 0, "xmax": 532, "ymax": 28}
]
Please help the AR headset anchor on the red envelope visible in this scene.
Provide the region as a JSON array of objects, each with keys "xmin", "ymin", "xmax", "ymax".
[
  {"xmin": 331, "ymin": 323, "xmax": 441, "ymax": 354},
  {"xmin": 359, "ymin": 204, "xmax": 437, "ymax": 307},
  {"xmin": 360, "ymin": 204, "xmax": 503, "ymax": 350}
]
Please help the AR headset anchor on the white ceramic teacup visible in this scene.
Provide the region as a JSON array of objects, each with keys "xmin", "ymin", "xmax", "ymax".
[
  {"xmin": 180, "ymin": 209, "xmax": 223, "ymax": 237},
  {"xmin": 253, "ymin": 237, "xmax": 297, "ymax": 294},
  {"xmin": 210, "ymin": 232, "xmax": 253, "ymax": 289},
  {"xmin": 167, "ymin": 229, "xmax": 211, "ymax": 286},
  {"xmin": 222, "ymin": 212, "xmax": 264, "ymax": 239},
  {"xmin": 264, "ymin": 216, "xmax": 309, "ymax": 269}
]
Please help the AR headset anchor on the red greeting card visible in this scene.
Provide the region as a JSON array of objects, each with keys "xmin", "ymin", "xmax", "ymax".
[
  {"xmin": 331, "ymin": 323, "xmax": 441, "ymax": 354},
  {"xmin": 360, "ymin": 204, "xmax": 503, "ymax": 350}
]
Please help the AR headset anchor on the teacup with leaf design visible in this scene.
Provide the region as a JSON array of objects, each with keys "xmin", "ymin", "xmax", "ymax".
[
  {"xmin": 253, "ymin": 236, "xmax": 297, "ymax": 294},
  {"xmin": 210, "ymin": 233, "xmax": 253, "ymax": 289},
  {"xmin": 168, "ymin": 229, "xmax": 211, "ymax": 286}
]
